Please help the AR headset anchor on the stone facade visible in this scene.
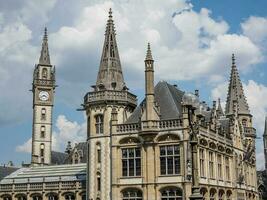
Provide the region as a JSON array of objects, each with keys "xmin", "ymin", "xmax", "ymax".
[
  {"xmin": 31, "ymin": 28, "xmax": 56, "ymax": 166},
  {"xmin": 84, "ymin": 9, "xmax": 259, "ymax": 200},
  {"xmin": 0, "ymin": 8, "xmax": 261, "ymax": 200}
]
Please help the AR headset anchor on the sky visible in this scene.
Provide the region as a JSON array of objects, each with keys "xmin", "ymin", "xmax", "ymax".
[{"xmin": 0, "ymin": 0, "xmax": 267, "ymax": 170}]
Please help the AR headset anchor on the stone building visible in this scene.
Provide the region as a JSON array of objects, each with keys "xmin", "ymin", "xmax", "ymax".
[
  {"xmin": 0, "ymin": 8, "xmax": 260, "ymax": 200},
  {"xmin": 84, "ymin": 9, "xmax": 258, "ymax": 200},
  {"xmin": 257, "ymin": 117, "xmax": 267, "ymax": 200}
]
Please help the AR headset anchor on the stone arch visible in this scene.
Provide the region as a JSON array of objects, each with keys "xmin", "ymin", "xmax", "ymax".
[
  {"xmin": 0, "ymin": 194, "xmax": 12, "ymax": 200},
  {"xmin": 156, "ymin": 133, "xmax": 180, "ymax": 142},
  {"xmin": 159, "ymin": 186, "xmax": 183, "ymax": 199},
  {"xmin": 119, "ymin": 136, "xmax": 141, "ymax": 144},
  {"xmin": 209, "ymin": 188, "xmax": 217, "ymax": 200},
  {"xmin": 14, "ymin": 194, "xmax": 27, "ymax": 200},
  {"xmin": 30, "ymin": 193, "xmax": 43, "ymax": 200},
  {"xmin": 45, "ymin": 192, "xmax": 58, "ymax": 200},
  {"xmin": 218, "ymin": 189, "xmax": 225, "ymax": 200},
  {"xmin": 200, "ymin": 187, "xmax": 208, "ymax": 199},
  {"xmin": 226, "ymin": 190, "xmax": 232, "ymax": 200},
  {"xmin": 61, "ymin": 192, "xmax": 75, "ymax": 200},
  {"xmin": 121, "ymin": 187, "xmax": 143, "ymax": 199}
]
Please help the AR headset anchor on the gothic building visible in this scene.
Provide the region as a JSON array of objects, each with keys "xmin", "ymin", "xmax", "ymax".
[
  {"xmin": 257, "ymin": 118, "xmax": 267, "ymax": 200},
  {"xmin": 0, "ymin": 9, "xmax": 260, "ymax": 200}
]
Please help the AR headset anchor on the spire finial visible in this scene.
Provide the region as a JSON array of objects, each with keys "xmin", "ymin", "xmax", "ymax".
[
  {"xmin": 39, "ymin": 27, "xmax": 50, "ymax": 65},
  {"xmin": 109, "ymin": 8, "xmax": 113, "ymax": 19},
  {"xmin": 145, "ymin": 43, "xmax": 153, "ymax": 61},
  {"xmin": 232, "ymin": 53, "xmax": 235, "ymax": 66}
]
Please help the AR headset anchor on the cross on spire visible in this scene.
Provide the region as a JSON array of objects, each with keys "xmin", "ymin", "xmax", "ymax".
[{"xmin": 39, "ymin": 27, "xmax": 51, "ymax": 65}]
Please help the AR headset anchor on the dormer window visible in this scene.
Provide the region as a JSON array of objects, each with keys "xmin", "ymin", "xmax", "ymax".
[
  {"xmin": 95, "ymin": 115, "xmax": 104, "ymax": 134},
  {"xmin": 242, "ymin": 119, "xmax": 247, "ymax": 127}
]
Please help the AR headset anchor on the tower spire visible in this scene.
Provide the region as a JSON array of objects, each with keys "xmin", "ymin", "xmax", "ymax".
[
  {"xmin": 39, "ymin": 27, "xmax": 51, "ymax": 65},
  {"xmin": 95, "ymin": 8, "xmax": 125, "ymax": 91},
  {"xmin": 216, "ymin": 98, "xmax": 224, "ymax": 117},
  {"xmin": 225, "ymin": 54, "xmax": 250, "ymax": 115}
]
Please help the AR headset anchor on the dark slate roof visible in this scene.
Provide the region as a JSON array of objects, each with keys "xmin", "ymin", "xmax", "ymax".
[
  {"xmin": 126, "ymin": 81, "xmax": 184, "ymax": 123},
  {"xmin": 65, "ymin": 142, "xmax": 88, "ymax": 164},
  {"xmin": 51, "ymin": 151, "xmax": 68, "ymax": 165},
  {"xmin": 0, "ymin": 166, "xmax": 19, "ymax": 181}
]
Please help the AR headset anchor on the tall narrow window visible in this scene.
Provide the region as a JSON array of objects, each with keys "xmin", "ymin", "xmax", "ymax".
[
  {"xmin": 209, "ymin": 152, "xmax": 214, "ymax": 178},
  {"xmin": 95, "ymin": 115, "xmax": 103, "ymax": 134},
  {"xmin": 225, "ymin": 157, "xmax": 230, "ymax": 181},
  {"xmin": 217, "ymin": 154, "xmax": 222, "ymax": 179},
  {"xmin": 42, "ymin": 68, "xmax": 48, "ymax": 79},
  {"xmin": 97, "ymin": 149, "xmax": 101, "ymax": 163},
  {"xmin": 41, "ymin": 126, "xmax": 45, "ymax": 138},
  {"xmin": 199, "ymin": 149, "xmax": 205, "ymax": 177},
  {"xmin": 122, "ymin": 148, "xmax": 141, "ymax": 177},
  {"xmin": 97, "ymin": 177, "xmax": 101, "ymax": 191},
  {"xmin": 41, "ymin": 108, "xmax": 46, "ymax": 120},
  {"xmin": 40, "ymin": 144, "xmax": 45, "ymax": 157},
  {"xmin": 160, "ymin": 145, "xmax": 180, "ymax": 175}
]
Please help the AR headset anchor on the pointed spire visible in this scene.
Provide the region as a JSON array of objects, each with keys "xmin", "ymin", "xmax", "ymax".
[
  {"xmin": 216, "ymin": 98, "xmax": 224, "ymax": 117},
  {"xmin": 264, "ymin": 116, "xmax": 267, "ymax": 136},
  {"xmin": 225, "ymin": 54, "xmax": 250, "ymax": 115},
  {"xmin": 39, "ymin": 27, "xmax": 51, "ymax": 65},
  {"xmin": 145, "ymin": 43, "xmax": 153, "ymax": 61},
  {"xmin": 96, "ymin": 8, "xmax": 125, "ymax": 91}
]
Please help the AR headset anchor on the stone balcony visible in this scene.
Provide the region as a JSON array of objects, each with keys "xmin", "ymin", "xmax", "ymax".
[
  {"xmin": 116, "ymin": 119, "xmax": 183, "ymax": 134},
  {"xmin": 33, "ymin": 79, "xmax": 55, "ymax": 86},
  {"xmin": 84, "ymin": 90, "xmax": 137, "ymax": 107}
]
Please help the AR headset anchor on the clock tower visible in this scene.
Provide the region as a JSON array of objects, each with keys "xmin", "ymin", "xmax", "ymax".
[{"xmin": 31, "ymin": 28, "xmax": 56, "ymax": 166}]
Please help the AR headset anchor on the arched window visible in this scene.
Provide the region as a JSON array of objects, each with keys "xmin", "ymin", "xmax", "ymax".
[
  {"xmin": 218, "ymin": 190, "xmax": 224, "ymax": 200},
  {"xmin": 122, "ymin": 189, "xmax": 142, "ymax": 200},
  {"xmin": 95, "ymin": 115, "xmax": 103, "ymax": 134},
  {"xmin": 87, "ymin": 117, "xmax": 90, "ymax": 138},
  {"xmin": 64, "ymin": 193, "xmax": 75, "ymax": 200},
  {"xmin": 2, "ymin": 195, "xmax": 12, "ymax": 200},
  {"xmin": 16, "ymin": 194, "xmax": 27, "ymax": 200},
  {"xmin": 32, "ymin": 194, "xmax": 42, "ymax": 200},
  {"xmin": 210, "ymin": 189, "xmax": 216, "ymax": 200},
  {"xmin": 242, "ymin": 119, "xmax": 247, "ymax": 127},
  {"xmin": 97, "ymin": 172, "xmax": 101, "ymax": 192},
  {"xmin": 97, "ymin": 144, "xmax": 101, "ymax": 163},
  {"xmin": 42, "ymin": 68, "xmax": 48, "ymax": 79},
  {"xmin": 200, "ymin": 188, "xmax": 208, "ymax": 200},
  {"xmin": 41, "ymin": 108, "xmax": 46, "ymax": 120},
  {"xmin": 47, "ymin": 193, "xmax": 58, "ymax": 200},
  {"xmin": 161, "ymin": 187, "xmax": 182, "ymax": 200},
  {"xmin": 226, "ymin": 191, "xmax": 232, "ymax": 200},
  {"xmin": 41, "ymin": 126, "xmax": 45, "ymax": 138}
]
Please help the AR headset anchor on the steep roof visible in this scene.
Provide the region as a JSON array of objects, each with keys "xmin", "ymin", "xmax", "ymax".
[
  {"xmin": 225, "ymin": 54, "xmax": 250, "ymax": 115},
  {"xmin": 126, "ymin": 81, "xmax": 184, "ymax": 123},
  {"xmin": 51, "ymin": 151, "xmax": 68, "ymax": 165},
  {"xmin": 95, "ymin": 8, "xmax": 125, "ymax": 91},
  {"xmin": 0, "ymin": 166, "xmax": 19, "ymax": 181},
  {"xmin": 39, "ymin": 27, "xmax": 51, "ymax": 65}
]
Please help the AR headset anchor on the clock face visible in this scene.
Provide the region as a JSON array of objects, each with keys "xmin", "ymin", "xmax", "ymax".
[{"xmin": 39, "ymin": 91, "xmax": 49, "ymax": 101}]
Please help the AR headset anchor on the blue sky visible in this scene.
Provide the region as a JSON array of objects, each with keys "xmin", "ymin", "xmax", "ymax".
[{"xmin": 0, "ymin": 0, "xmax": 267, "ymax": 169}]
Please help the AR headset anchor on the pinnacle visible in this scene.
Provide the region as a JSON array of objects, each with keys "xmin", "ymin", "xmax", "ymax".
[
  {"xmin": 109, "ymin": 8, "xmax": 113, "ymax": 19},
  {"xmin": 145, "ymin": 43, "xmax": 153, "ymax": 61},
  {"xmin": 232, "ymin": 53, "xmax": 235, "ymax": 66},
  {"xmin": 39, "ymin": 27, "xmax": 51, "ymax": 65}
]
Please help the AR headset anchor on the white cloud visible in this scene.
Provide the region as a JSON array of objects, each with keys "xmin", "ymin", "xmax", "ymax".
[
  {"xmin": 241, "ymin": 16, "xmax": 267, "ymax": 45},
  {"xmin": 16, "ymin": 115, "xmax": 86, "ymax": 153},
  {"xmin": 16, "ymin": 138, "xmax": 31, "ymax": 153},
  {"xmin": 52, "ymin": 115, "xmax": 86, "ymax": 151}
]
